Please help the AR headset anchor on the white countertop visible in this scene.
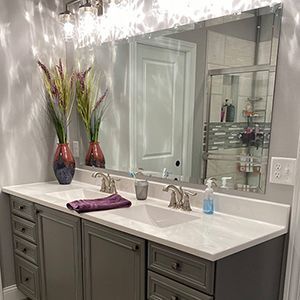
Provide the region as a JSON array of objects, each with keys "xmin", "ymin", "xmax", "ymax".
[{"xmin": 2, "ymin": 180, "xmax": 290, "ymax": 261}]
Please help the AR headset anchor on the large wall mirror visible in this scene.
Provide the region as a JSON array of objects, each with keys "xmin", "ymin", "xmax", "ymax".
[{"xmin": 72, "ymin": 4, "xmax": 282, "ymax": 194}]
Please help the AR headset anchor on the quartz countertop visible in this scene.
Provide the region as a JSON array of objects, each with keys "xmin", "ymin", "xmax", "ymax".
[{"xmin": 2, "ymin": 180, "xmax": 290, "ymax": 261}]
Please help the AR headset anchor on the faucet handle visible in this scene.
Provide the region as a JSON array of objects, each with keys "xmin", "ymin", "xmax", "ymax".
[
  {"xmin": 111, "ymin": 176, "xmax": 121, "ymax": 182},
  {"xmin": 182, "ymin": 190, "xmax": 197, "ymax": 211},
  {"xmin": 109, "ymin": 177, "xmax": 121, "ymax": 194},
  {"xmin": 100, "ymin": 177, "xmax": 107, "ymax": 193},
  {"xmin": 109, "ymin": 178, "xmax": 117, "ymax": 194},
  {"xmin": 183, "ymin": 190, "xmax": 197, "ymax": 197}
]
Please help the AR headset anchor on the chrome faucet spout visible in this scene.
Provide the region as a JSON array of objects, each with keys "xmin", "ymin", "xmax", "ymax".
[{"xmin": 92, "ymin": 171, "xmax": 109, "ymax": 183}]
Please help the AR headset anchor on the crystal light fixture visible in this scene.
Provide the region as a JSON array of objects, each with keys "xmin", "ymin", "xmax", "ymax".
[
  {"xmin": 59, "ymin": 0, "xmax": 102, "ymax": 46},
  {"xmin": 58, "ymin": 7, "xmax": 75, "ymax": 41},
  {"xmin": 58, "ymin": 0, "xmax": 281, "ymax": 46},
  {"xmin": 78, "ymin": 0, "xmax": 98, "ymax": 46}
]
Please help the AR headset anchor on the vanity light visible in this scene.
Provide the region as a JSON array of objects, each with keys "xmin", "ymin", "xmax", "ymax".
[
  {"xmin": 58, "ymin": 8, "xmax": 75, "ymax": 40},
  {"xmin": 59, "ymin": 0, "xmax": 103, "ymax": 46},
  {"xmin": 59, "ymin": 0, "xmax": 281, "ymax": 45},
  {"xmin": 78, "ymin": 0, "xmax": 98, "ymax": 46}
]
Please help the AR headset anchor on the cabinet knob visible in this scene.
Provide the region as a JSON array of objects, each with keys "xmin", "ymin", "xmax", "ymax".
[
  {"xmin": 19, "ymin": 205, "xmax": 25, "ymax": 210},
  {"xmin": 22, "ymin": 248, "xmax": 27, "ymax": 253},
  {"xmin": 171, "ymin": 296, "xmax": 179, "ymax": 300},
  {"xmin": 131, "ymin": 244, "xmax": 139, "ymax": 251},
  {"xmin": 21, "ymin": 228, "xmax": 26, "ymax": 233},
  {"xmin": 24, "ymin": 277, "xmax": 29, "ymax": 282},
  {"xmin": 171, "ymin": 262, "xmax": 180, "ymax": 271}
]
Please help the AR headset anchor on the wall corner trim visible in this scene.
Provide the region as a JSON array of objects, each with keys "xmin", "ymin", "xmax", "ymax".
[{"xmin": 3, "ymin": 285, "xmax": 24, "ymax": 300}]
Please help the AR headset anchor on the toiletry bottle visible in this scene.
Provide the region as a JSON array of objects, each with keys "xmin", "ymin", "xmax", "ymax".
[
  {"xmin": 220, "ymin": 99, "xmax": 229, "ymax": 122},
  {"xmin": 240, "ymin": 149, "xmax": 246, "ymax": 172},
  {"xmin": 162, "ymin": 168, "xmax": 170, "ymax": 178},
  {"xmin": 249, "ymin": 155, "xmax": 254, "ymax": 172},
  {"xmin": 203, "ymin": 179, "xmax": 215, "ymax": 214},
  {"xmin": 245, "ymin": 100, "xmax": 253, "ymax": 117},
  {"xmin": 220, "ymin": 105, "xmax": 225, "ymax": 122},
  {"xmin": 225, "ymin": 99, "xmax": 235, "ymax": 122}
]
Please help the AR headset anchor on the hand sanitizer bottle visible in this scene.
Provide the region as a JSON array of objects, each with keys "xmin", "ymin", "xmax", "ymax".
[{"xmin": 203, "ymin": 179, "xmax": 215, "ymax": 214}]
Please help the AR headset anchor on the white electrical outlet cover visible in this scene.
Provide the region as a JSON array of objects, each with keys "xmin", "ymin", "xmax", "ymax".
[{"xmin": 270, "ymin": 157, "xmax": 296, "ymax": 186}]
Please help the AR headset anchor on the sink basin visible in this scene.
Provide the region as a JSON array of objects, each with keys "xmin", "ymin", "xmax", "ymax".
[
  {"xmin": 46, "ymin": 190, "xmax": 198, "ymax": 228},
  {"xmin": 111, "ymin": 204, "xmax": 198, "ymax": 228},
  {"xmin": 46, "ymin": 189, "xmax": 107, "ymax": 201}
]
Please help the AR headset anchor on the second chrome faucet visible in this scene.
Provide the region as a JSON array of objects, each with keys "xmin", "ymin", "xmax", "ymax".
[{"xmin": 163, "ymin": 184, "xmax": 197, "ymax": 211}]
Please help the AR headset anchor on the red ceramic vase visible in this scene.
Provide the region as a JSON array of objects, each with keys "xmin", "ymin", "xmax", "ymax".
[
  {"xmin": 85, "ymin": 141, "xmax": 105, "ymax": 168},
  {"xmin": 53, "ymin": 143, "xmax": 75, "ymax": 184}
]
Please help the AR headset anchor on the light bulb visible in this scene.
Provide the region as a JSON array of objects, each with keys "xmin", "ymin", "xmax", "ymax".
[
  {"xmin": 59, "ymin": 10, "xmax": 75, "ymax": 40},
  {"xmin": 78, "ymin": 2, "xmax": 98, "ymax": 46},
  {"xmin": 63, "ymin": 21, "xmax": 75, "ymax": 40}
]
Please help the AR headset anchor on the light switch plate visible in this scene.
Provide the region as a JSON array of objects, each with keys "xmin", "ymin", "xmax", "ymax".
[{"xmin": 270, "ymin": 157, "xmax": 296, "ymax": 185}]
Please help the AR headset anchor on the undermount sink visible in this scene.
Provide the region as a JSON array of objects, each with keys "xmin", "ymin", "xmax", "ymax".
[
  {"xmin": 111, "ymin": 204, "xmax": 198, "ymax": 228},
  {"xmin": 46, "ymin": 189, "xmax": 107, "ymax": 201},
  {"xmin": 46, "ymin": 189, "xmax": 198, "ymax": 228}
]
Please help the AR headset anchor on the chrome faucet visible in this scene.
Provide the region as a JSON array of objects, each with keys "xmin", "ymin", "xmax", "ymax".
[
  {"xmin": 163, "ymin": 184, "xmax": 197, "ymax": 211},
  {"xmin": 92, "ymin": 172, "xmax": 118, "ymax": 194}
]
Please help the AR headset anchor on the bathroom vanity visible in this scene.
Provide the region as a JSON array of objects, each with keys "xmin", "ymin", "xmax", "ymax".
[{"xmin": 3, "ymin": 179, "xmax": 289, "ymax": 300}]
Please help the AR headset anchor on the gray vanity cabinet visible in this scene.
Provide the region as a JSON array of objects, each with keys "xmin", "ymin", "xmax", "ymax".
[
  {"xmin": 147, "ymin": 236, "xmax": 286, "ymax": 300},
  {"xmin": 82, "ymin": 220, "xmax": 146, "ymax": 300},
  {"xmin": 36, "ymin": 204, "xmax": 83, "ymax": 300},
  {"xmin": 9, "ymin": 195, "xmax": 286, "ymax": 300}
]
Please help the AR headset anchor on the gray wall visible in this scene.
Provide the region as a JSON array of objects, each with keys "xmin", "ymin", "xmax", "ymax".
[
  {"xmin": 264, "ymin": 0, "xmax": 300, "ymax": 205},
  {"xmin": 74, "ymin": 43, "xmax": 131, "ymax": 171},
  {"xmin": 0, "ymin": 0, "xmax": 64, "ymax": 288}
]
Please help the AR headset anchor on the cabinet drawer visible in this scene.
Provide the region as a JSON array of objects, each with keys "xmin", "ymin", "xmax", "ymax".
[
  {"xmin": 148, "ymin": 242, "xmax": 214, "ymax": 294},
  {"xmin": 11, "ymin": 196, "xmax": 35, "ymax": 221},
  {"xmin": 13, "ymin": 235, "xmax": 38, "ymax": 265},
  {"xmin": 148, "ymin": 271, "xmax": 213, "ymax": 300},
  {"xmin": 15, "ymin": 255, "xmax": 40, "ymax": 300},
  {"xmin": 12, "ymin": 215, "xmax": 37, "ymax": 243}
]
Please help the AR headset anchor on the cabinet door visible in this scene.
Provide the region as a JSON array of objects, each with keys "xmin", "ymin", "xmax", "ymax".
[
  {"xmin": 36, "ymin": 205, "xmax": 83, "ymax": 300},
  {"xmin": 83, "ymin": 220, "xmax": 146, "ymax": 300}
]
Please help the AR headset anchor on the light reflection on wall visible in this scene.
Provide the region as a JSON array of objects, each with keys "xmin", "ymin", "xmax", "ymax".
[
  {"xmin": 0, "ymin": 0, "xmax": 65, "ymax": 287},
  {"xmin": 75, "ymin": 0, "xmax": 282, "ymax": 46}
]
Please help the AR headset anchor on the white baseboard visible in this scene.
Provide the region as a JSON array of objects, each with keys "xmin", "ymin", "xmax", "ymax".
[{"xmin": 3, "ymin": 285, "xmax": 25, "ymax": 300}]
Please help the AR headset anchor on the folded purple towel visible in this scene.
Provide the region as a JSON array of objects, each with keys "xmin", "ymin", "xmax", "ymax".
[{"xmin": 66, "ymin": 194, "xmax": 132, "ymax": 213}]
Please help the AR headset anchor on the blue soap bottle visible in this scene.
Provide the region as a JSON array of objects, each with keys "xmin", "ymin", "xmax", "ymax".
[{"xmin": 203, "ymin": 179, "xmax": 215, "ymax": 214}]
